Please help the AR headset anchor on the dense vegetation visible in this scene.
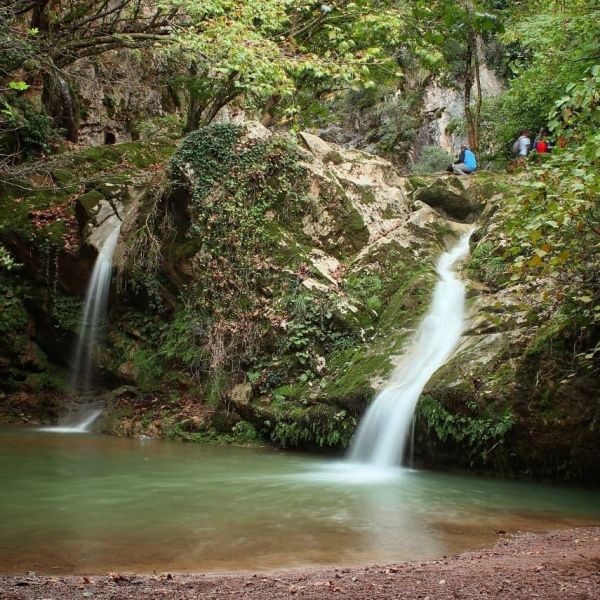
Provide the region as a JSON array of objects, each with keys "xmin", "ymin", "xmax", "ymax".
[{"xmin": 0, "ymin": 0, "xmax": 598, "ymax": 482}]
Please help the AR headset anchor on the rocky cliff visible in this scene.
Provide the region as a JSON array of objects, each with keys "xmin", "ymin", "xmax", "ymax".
[{"xmin": 1, "ymin": 124, "xmax": 596, "ymax": 484}]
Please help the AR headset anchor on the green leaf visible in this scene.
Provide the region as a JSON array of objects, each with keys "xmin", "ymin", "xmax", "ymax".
[{"xmin": 8, "ymin": 81, "xmax": 29, "ymax": 91}]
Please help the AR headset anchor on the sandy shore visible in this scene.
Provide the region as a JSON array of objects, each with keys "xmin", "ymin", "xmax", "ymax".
[{"xmin": 1, "ymin": 527, "xmax": 599, "ymax": 599}]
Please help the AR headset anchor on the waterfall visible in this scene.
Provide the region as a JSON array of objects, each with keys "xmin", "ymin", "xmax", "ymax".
[
  {"xmin": 43, "ymin": 219, "xmax": 122, "ymax": 433},
  {"xmin": 348, "ymin": 230, "xmax": 472, "ymax": 467},
  {"xmin": 70, "ymin": 221, "xmax": 122, "ymax": 391}
]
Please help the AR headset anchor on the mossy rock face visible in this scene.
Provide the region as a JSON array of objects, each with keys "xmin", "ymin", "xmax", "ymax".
[
  {"xmin": 76, "ymin": 142, "xmax": 175, "ymax": 172},
  {"xmin": 3, "ymin": 126, "xmax": 506, "ymax": 459},
  {"xmin": 0, "ymin": 271, "xmax": 75, "ymax": 403},
  {"xmin": 416, "ymin": 325, "xmax": 600, "ymax": 484},
  {"xmin": 90, "ymin": 177, "xmax": 131, "ymax": 200},
  {"xmin": 410, "ymin": 173, "xmax": 600, "ymax": 484},
  {"xmin": 0, "ymin": 138, "xmax": 178, "ymax": 412},
  {"xmin": 407, "ymin": 176, "xmax": 432, "ymax": 191},
  {"xmin": 299, "ymin": 176, "xmax": 370, "ymax": 260},
  {"xmin": 77, "ymin": 190, "xmax": 105, "ymax": 218}
]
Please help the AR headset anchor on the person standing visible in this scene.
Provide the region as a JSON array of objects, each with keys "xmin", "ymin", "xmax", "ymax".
[
  {"xmin": 515, "ymin": 129, "xmax": 531, "ymax": 157},
  {"xmin": 452, "ymin": 145, "xmax": 477, "ymax": 175},
  {"xmin": 533, "ymin": 128, "xmax": 550, "ymax": 153}
]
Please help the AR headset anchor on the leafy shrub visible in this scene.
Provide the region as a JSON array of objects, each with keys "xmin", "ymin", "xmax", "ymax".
[
  {"xmin": 417, "ymin": 395, "xmax": 514, "ymax": 464},
  {"xmin": 136, "ymin": 115, "xmax": 183, "ymax": 142},
  {"xmin": 372, "ymin": 91, "xmax": 424, "ymax": 162},
  {"xmin": 344, "ymin": 272, "xmax": 383, "ymax": 312},
  {"xmin": 0, "ymin": 244, "xmax": 18, "ymax": 271},
  {"xmin": 411, "ymin": 145, "xmax": 453, "ymax": 175},
  {"xmin": 1, "ymin": 97, "xmax": 59, "ymax": 160},
  {"xmin": 231, "ymin": 420, "xmax": 260, "ymax": 443},
  {"xmin": 271, "ymin": 406, "xmax": 357, "ymax": 449}
]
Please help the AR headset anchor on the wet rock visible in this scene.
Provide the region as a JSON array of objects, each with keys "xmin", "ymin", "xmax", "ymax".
[
  {"xmin": 146, "ymin": 423, "xmax": 161, "ymax": 438},
  {"xmin": 76, "ymin": 190, "xmax": 105, "ymax": 220},
  {"xmin": 109, "ymin": 385, "xmax": 138, "ymax": 401},
  {"xmin": 178, "ymin": 416, "xmax": 206, "ymax": 432},
  {"xmin": 117, "ymin": 361, "xmax": 139, "ymax": 384},
  {"xmin": 414, "ymin": 178, "xmax": 484, "ymax": 222}
]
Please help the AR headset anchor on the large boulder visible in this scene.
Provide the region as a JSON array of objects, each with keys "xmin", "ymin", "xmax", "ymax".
[{"xmin": 413, "ymin": 177, "xmax": 484, "ymax": 222}]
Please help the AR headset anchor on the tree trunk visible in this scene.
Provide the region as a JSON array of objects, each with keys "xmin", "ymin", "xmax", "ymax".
[
  {"xmin": 463, "ymin": 32, "xmax": 484, "ymax": 151},
  {"xmin": 462, "ymin": 2, "xmax": 481, "ymax": 151},
  {"xmin": 260, "ymin": 95, "xmax": 281, "ymax": 127},
  {"xmin": 185, "ymin": 99, "xmax": 203, "ymax": 133}
]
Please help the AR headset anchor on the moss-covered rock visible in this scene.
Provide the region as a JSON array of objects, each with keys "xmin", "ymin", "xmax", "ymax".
[{"xmin": 0, "ymin": 138, "xmax": 177, "ymax": 417}]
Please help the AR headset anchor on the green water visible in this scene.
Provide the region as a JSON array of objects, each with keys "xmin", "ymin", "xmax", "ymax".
[{"xmin": 1, "ymin": 426, "xmax": 599, "ymax": 575}]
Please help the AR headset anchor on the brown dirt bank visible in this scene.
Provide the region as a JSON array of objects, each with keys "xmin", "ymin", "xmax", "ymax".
[{"xmin": 1, "ymin": 527, "xmax": 599, "ymax": 599}]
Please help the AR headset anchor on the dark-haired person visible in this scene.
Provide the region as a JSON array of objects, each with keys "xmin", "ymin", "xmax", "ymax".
[
  {"xmin": 452, "ymin": 145, "xmax": 477, "ymax": 176},
  {"xmin": 533, "ymin": 128, "xmax": 551, "ymax": 153},
  {"xmin": 447, "ymin": 144, "xmax": 467, "ymax": 173}
]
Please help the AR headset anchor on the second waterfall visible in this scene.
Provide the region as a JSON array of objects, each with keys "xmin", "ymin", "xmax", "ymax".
[{"xmin": 348, "ymin": 230, "xmax": 473, "ymax": 468}]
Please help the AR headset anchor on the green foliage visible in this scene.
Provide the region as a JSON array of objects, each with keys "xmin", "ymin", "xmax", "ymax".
[
  {"xmin": 0, "ymin": 277, "xmax": 31, "ymax": 374},
  {"xmin": 23, "ymin": 369, "xmax": 67, "ymax": 393},
  {"xmin": 344, "ymin": 273, "xmax": 383, "ymax": 313},
  {"xmin": 165, "ymin": 0, "xmax": 411, "ymax": 129},
  {"xmin": 467, "ymin": 241, "xmax": 507, "ymax": 288},
  {"xmin": 50, "ymin": 295, "xmax": 82, "ymax": 332},
  {"xmin": 132, "ymin": 349, "xmax": 165, "ymax": 392},
  {"xmin": 8, "ymin": 81, "xmax": 29, "ymax": 91},
  {"xmin": 0, "ymin": 280, "xmax": 28, "ymax": 337},
  {"xmin": 494, "ymin": 66, "xmax": 599, "ymax": 371},
  {"xmin": 161, "ymin": 308, "xmax": 209, "ymax": 376},
  {"xmin": 270, "ymin": 406, "xmax": 357, "ymax": 449},
  {"xmin": 411, "ymin": 146, "xmax": 453, "ymax": 175},
  {"xmin": 275, "ymin": 289, "xmax": 360, "ymax": 386},
  {"xmin": 170, "ymin": 123, "xmax": 242, "ymax": 199},
  {"xmin": 372, "ymin": 91, "xmax": 425, "ymax": 161},
  {"xmin": 0, "ymin": 245, "xmax": 18, "ymax": 271},
  {"xmin": 164, "ymin": 124, "xmax": 310, "ymax": 392},
  {"xmin": 1, "ymin": 97, "xmax": 59, "ymax": 159},
  {"xmin": 136, "ymin": 115, "xmax": 184, "ymax": 142},
  {"xmin": 480, "ymin": 0, "xmax": 599, "ymax": 154},
  {"xmin": 418, "ymin": 394, "xmax": 514, "ymax": 463},
  {"xmin": 231, "ymin": 420, "xmax": 260, "ymax": 443}
]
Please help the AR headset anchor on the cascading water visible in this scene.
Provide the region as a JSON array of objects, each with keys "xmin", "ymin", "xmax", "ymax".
[
  {"xmin": 70, "ymin": 222, "xmax": 121, "ymax": 391},
  {"xmin": 43, "ymin": 219, "xmax": 122, "ymax": 433},
  {"xmin": 348, "ymin": 230, "xmax": 473, "ymax": 468}
]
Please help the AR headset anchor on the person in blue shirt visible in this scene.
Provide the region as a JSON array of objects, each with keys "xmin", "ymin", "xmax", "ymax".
[{"xmin": 452, "ymin": 144, "xmax": 477, "ymax": 175}]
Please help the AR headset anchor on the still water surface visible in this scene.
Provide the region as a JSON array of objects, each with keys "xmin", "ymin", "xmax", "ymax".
[{"xmin": 1, "ymin": 426, "xmax": 599, "ymax": 574}]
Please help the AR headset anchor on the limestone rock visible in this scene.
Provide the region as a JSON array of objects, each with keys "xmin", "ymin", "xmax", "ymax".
[
  {"xmin": 229, "ymin": 383, "xmax": 253, "ymax": 408},
  {"xmin": 414, "ymin": 178, "xmax": 484, "ymax": 222}
]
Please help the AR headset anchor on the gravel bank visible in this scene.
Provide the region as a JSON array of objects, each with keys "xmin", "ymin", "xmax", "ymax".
[{"xmin": 1, "ymin": 527, "xmax": 599, "ymax": 599}]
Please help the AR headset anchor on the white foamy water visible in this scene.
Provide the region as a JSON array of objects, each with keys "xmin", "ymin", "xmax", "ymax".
[
  {"xmin": 348, "ymin": 230, "xmax": 473, "ymax": 467},
  {"xmin": 39, "ymin": 408, "xmax": 103, "ymax": 434}
]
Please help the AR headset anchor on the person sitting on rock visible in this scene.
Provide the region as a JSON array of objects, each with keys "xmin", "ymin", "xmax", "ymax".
[
  {"xmin": 447, "ymin": 144, "xmax": 467, "ymax": 173},
  {"xmin": 452, "ymin": 145, "xmax": 477, "ymax": 176}
]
